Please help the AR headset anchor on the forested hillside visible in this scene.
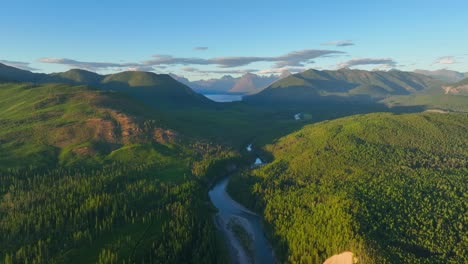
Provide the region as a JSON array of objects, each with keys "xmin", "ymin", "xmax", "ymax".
[
  {"xmin": 0, "ymin": 82, "xmax": 238, "ymax": 263},
  {"xmin": 228, "ymin": 112, "xmax": 468, "ymax": 263},
  {"xmin": 245, "ymin": 69, "xmax": 440, "ymax": 103},
  {"xmin": 3, "ymin": 1, "xmax": 467, "ymax": 264},
  {"xmin": 242, "ymin": 68, "xmax": 468, "ymax": 114},
  {"xmin": 1, "ymin": 69, "xmax": 466, "ymax": 264}
]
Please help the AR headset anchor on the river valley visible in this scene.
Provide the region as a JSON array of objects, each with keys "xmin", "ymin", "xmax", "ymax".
[{"xmin": 208, "ymin": 155, "xmax": 275, "ymax": 264}]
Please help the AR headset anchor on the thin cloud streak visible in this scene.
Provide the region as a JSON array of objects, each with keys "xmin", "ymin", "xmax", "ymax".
[
  {"xmin": 181, "ymin": 66, "xmax": 257, "ymax": 74},
  {"xmin": 38, "ymin": 57, "xmax": 142, "ymax": 71},
  {"xmin": 338, "ymin": 58, "xmax": 397, "ymax": 69},
  {"xmin": 0, "ymin": 59, "xmax": 39, "ymax": 71},
  {"xmin": 37, "ymin": 48, "xmax": 345, "ymax": 73},
  {"xmin": 321, "ymin": 40, "xmax": 355, "ymax": 47},
  {"xmin": 144, "ymin": 49, "xmax": 344, "ymax": 68}
]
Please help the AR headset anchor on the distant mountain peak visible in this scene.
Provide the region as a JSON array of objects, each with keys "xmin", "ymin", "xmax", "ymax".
[
  {"xmin": 229, "ymin": 72, "xmax": 281, "ymax": 94},
  {"xmin": 242, "ymin": 72, "xmax": 256, "ymax": 77},
  {"xmin": 279, "ymin": 70, "xmax": 292, "ymax": 78}
]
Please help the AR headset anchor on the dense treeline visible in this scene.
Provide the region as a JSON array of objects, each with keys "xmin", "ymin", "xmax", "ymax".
[
  {"xmin": 0, "ymin": 82, "xmax": 240, "ymax": 263},
  {"xmin": 0, "ymin": 162, "xmax": 227, "ymax": 263},
  {"xmin": 228, "ymin": 113, "xmax": 468, "ymax": 263}
]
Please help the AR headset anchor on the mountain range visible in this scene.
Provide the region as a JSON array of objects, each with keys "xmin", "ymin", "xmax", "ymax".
[
  {"xmin": 2, "ymin": 62, "xmax": 467, "ymax": 112},
  {"xmin": 245, "ymin": 68, "xmax": 443, "ymax": 103},
  {"xmin": 0, "ymin": 62, "xmax": 291, "ymax": 103},
  {"xmin": 172, "ymin": 71, "xmax": 291, "ymax": 94},
  {"xmin": 0, "ymin": 63, "xmax": 210, "ymax": 107}
]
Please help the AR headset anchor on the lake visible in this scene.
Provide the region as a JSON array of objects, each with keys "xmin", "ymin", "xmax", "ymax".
[{"xmin": 203, "ymin": 94, "xmax": 243, "ymax": 102}]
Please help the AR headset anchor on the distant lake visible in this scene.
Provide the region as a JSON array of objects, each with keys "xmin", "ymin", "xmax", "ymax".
[{"xmin": 203, "ymin": 94, "xmax": 243, "ymax": 102}]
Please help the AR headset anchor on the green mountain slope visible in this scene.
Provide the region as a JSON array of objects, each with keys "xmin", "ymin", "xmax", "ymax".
[
  {"xmin": 0, "ymin": 82, "xmax": 236, "ymax": 263},
  {"xmin": 0, "ymin": 82, "xmax": 167, "ymax": 168},
  {"xmin": 51, "ymin": 69, "xmax": 104, "ymax": 85},
  {"xmin": 245, "ymin": 69, "xmax": 440, "ymax": 103},
  {"xmin": 0, "ymin": 63, "xmax": 211, "ymax": 108},
  {"xmin": 229, "ymin": 112, "xmax": 468, "ymax": 263},
  {"xmin": 384, "ymin": 93, "xmax": 468, "ymax": 112},
  {"xmin": 101, "ymin": 71, "xmax": 211, "ymax": 106},
  {"xmin": 0, "ymin": 64, "xmax": 317, "ymax": 148},
  {"xmin": 383, "ymin": 77, "xmax": 468, "ymax": 112}
]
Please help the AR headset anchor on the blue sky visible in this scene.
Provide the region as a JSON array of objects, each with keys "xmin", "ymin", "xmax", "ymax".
[{"xmin": 1, "ymin": 0, "xmax": 467, "ymax": 80}]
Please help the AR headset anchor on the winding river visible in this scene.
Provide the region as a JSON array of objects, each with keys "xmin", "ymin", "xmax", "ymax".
[{"xmin": 209, "ymin": 163, "xmax": 275, "ymax": 264}]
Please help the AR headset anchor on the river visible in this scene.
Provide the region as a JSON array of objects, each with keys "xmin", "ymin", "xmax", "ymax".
[{"xmin": 209, "ymin": 174, "xmax": 275, "ymax": 264}]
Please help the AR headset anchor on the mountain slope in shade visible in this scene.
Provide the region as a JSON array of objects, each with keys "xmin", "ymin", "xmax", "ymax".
[
  {"xmin": 100, "ymin": 71, "xmax": 211, "ymax": 106},
  {"xmin": 0, "ymin": 62, "xmax": 44, "ymax": 82},
  {"xmin": 245, "ymin": 68, "xmax": 440, "ymax": 103},
  {"xmin": 415, "ymin": 69, "xmax": 468, "ymax": 83}
]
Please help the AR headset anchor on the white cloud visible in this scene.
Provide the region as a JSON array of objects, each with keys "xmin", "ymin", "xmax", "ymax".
[
  {"xmin": 372, "ymin": 64, "xmax": 394, "ymax": 71},
  {"xmin": 126, "ymin": 66, "xmax": 155, "ymax": 72},
  {"xmin": 434, "ymin": 56, "xmax": 456, "ymax": 65}
]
